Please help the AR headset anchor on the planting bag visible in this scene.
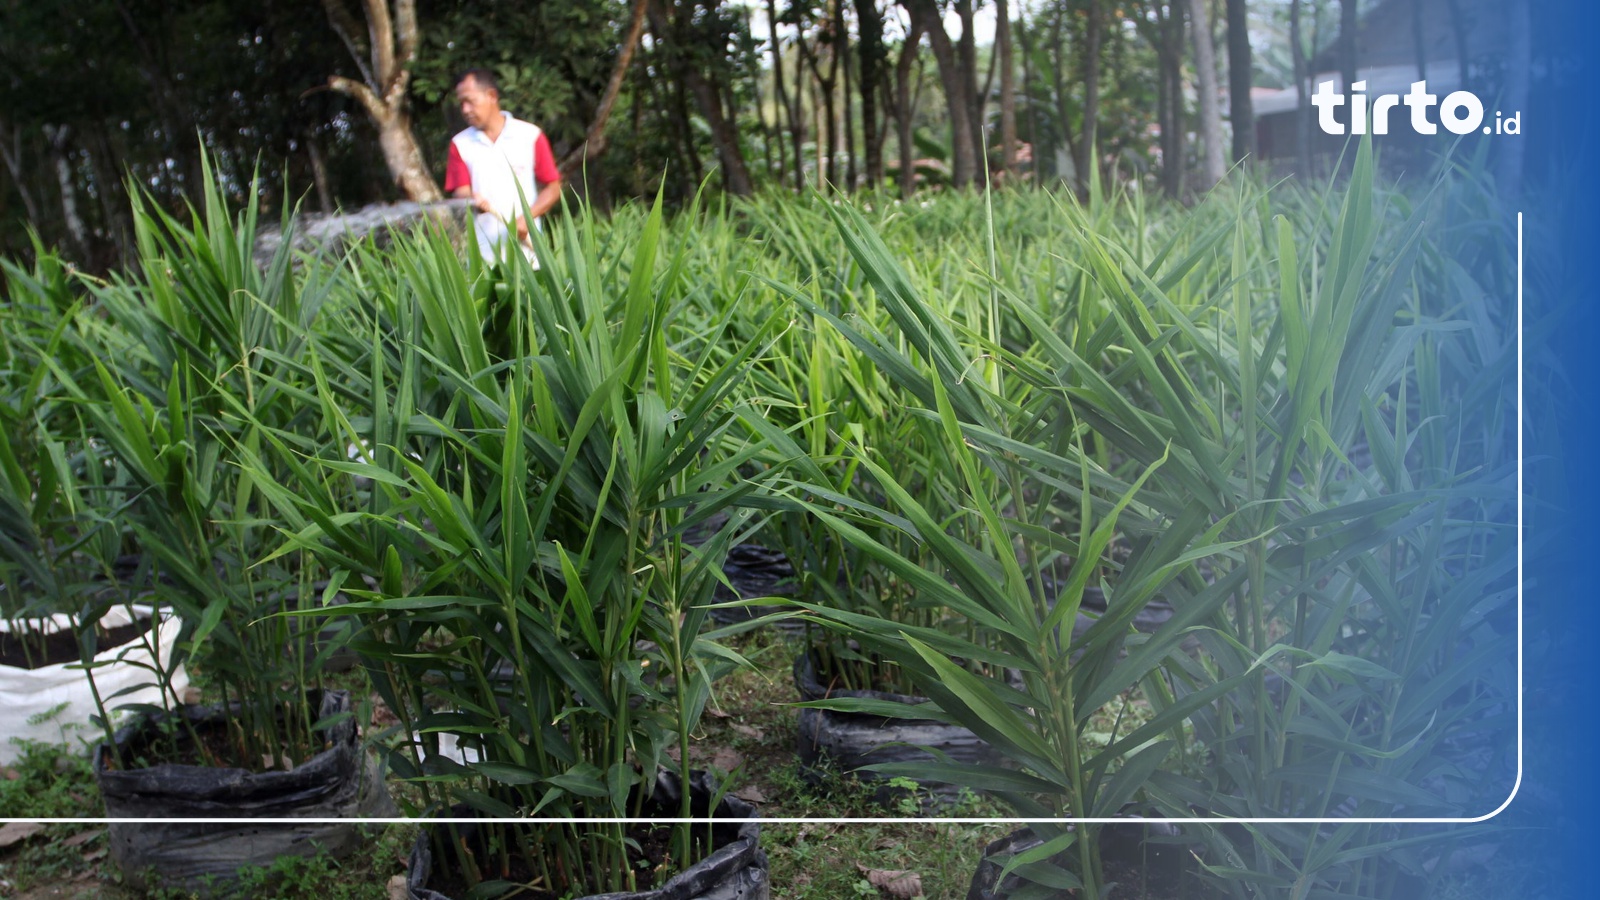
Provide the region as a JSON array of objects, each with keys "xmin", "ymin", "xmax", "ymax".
[
  {"xmin": 793, "ymin": 650, "xmax": 1005, "ymax": 808},
  {"xmin": 94, "ymin": 689, "xmax": 395, "ymax": 895},
  {"xmin": 707, "ymin": 543, "xmax": 802, "ymax": 633},
  {"xmin": 966, "ymin": 823, "xmax": 1189, "ymax": 900},
  {"xmin": 407, "ymin": 770, "xmax": 769, "ymax": 900},
  {"xmin": 0, "ymin": 604, "xmax": 189, "ymax": 764}
]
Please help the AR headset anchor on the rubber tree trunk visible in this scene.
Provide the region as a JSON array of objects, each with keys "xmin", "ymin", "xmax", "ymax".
[
  {"xmin": 855, "ymin": 0, "xmax": 886, "ymax": 188},
  {"xmin": 767, "ymin": 0, "xmax": 794, "ymax": 190},
  {"xmin": 1046, "ymin": 9, "xmax": 1079, "ymax": 185},
  {"xmin": 1340, "ymin": 0, "xmax": 1358, "ymax": 94},
  {"xmin": 788, "ymin": 15, "xmax": 810, "ymax": 191},
  {"xmin": 44, "ymin": 124, "xmax": 88, "ymax": 256},
  {"xmin": 955, "ymin": 0, "xmax": 983, "ymax": 173},
  {"xmin": 560, "ymin": 0, "xmax": 650, "ymax": 177},
  {"xmin": 1080, "ymin": 0, "xmax": 1104, "ymax": 191},
  {"xmin": 1189, "ymin": 0, "xmax": 1226, "ymax": 188},
  {"xmin": 892, "ymin": 14, "xmax": 924, "ymax": 197},
  {"xmin": 1226, "ymin": 0, "xmax": 1254, "ymax": 164},
  {"xmin": 0, "ymin": 119, "xmax": 43, "ymax": 228},
  {"xmin": 799, "ymin": 9, "xmax": 840, "ymax": 192},
  {"xmin": 997, "ymin": 0, "xmax": 1017, "ymax": 174},
  {"xmin": 1443, "ymin": 0, "xmax": 1470, "ymax": 91},
  {"xmin": 1411, "ymin": 0, "xmax": 1427, "ymax": 81},
  {"xmin": 1291, "ymin": 0, "xmax": 1312, "ymax": 178},
  {"xmin": 321, "ymin": 0, "xmax": 442, "ymax": 201},
  {"xmin": 1147, "ymin": 3, "xmax": 1185, "ymax": 200},
  {"xmin": 648, "ymin": 0, "xmax": 754, "ymax": 196},
  {"xmin": 842, "ymin": 2, "xmax": 858, "ymax": 191},
  {"xmin": 909, "ymin": 0, "xmax": 977, "ymax": 187}
]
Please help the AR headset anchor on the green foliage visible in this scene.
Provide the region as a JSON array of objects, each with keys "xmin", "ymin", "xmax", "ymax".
[{"xmin": 0, "ymin": 144, "xmax": 1518, "ymax": 900}]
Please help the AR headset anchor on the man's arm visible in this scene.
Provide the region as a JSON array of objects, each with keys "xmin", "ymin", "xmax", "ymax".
[{"xmin": 514, "ymin": 132, "xmax": 563, "ymax": 239}]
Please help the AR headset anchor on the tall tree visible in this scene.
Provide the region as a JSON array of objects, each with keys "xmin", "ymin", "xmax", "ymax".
[
  {"xmin": 1411, "ymin": 0, "xmax": 1427, "ymax": 81},
  {"xmin": 1190, "ymin": 0, "xmax": 1225, "ymax": 188},
  {"xmin": 1442, "ymin": 0, "xmax": 1470, "ymax": 92},
  {"xmin": 855, "ymin": 0, "xmax": 888, "ymax": 188},
  {"xmin": 1290, "ymin": 0, "xmax": 1312, "ymax": 177},
  {"xmin": 1136, "ymin": 1, "xmax": 1187, "ymax": 198},
  {"xmin": 1080, "ymin": 0, "xmax": 1105, "ymax": 189},
  {"xmin": 1226, "ymin": 0, "xmax": 1254, "ymax": 163},
  {"xmin": 1339, "ymin": 0, "xmax": 1358, "ymax": 96},
  {"xmin": 905, "ymin": 0, "xmax": 977, "ymax": 188},
  {"xmin": 996, "ymin": 0, "xmax": 1018, "ymax": 175},
  {"xmin": 767, "ymin": 0, "xmax": 795, "ymax": 190},
  {"xmin": 320, "ymin": 0, "xmax": 441, "ymax": 201},
  {"xmin": 890, "ymin": 12, "xmax": 926, "ymax": 196},
  {"xmin": 647, "ymin": 0, "xmax": 754, "ymax": 196},
  {"xmin": 559, "ymin": 0, "xmax": 651, "ymax": 177},
  {"xmin": 954, "ymin": 0, "xmax": 983, "ymax": 172}
]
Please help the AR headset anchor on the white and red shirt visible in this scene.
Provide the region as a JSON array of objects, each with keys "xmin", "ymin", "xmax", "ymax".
[{"xmin": 444, "ymin": 111, "xmax": 559, "ymax": 263}]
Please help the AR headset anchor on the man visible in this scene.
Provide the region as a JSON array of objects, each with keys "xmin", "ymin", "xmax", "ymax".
[{"xmin": 444, "ymin": 68, "xmax": 563, "ymax": 265}]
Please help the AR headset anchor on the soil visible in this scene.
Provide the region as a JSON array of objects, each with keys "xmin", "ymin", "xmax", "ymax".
[
  {"xmin": 0, "ymin": 618, "xmax": 149, "ymax": 670},
  {"xmin": 423, "ymin": 820, "xmax": 704, "ymax": 899}
]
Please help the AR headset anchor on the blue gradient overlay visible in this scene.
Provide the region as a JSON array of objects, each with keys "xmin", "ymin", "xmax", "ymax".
[{"xmin": 1520, "ymin": 1, "xmax": 1599, "ymax": 896}]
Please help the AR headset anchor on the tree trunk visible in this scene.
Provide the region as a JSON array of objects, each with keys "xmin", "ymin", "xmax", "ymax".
[
  {"xmin": 1165, "ymin": 12, "xmax": 1185, "ymax": 199},
  {"xmin": 891, "ymin": 14, "xmax": 924, "ymax": 197},
  {"xmin": 1291, "ymin": 0, "xmax": 1312, "ymax": 177},
  {"xmin": 1226, "ymin": 0, "xmax": 1253, "ymax": 164},
  {"xmin": 801, "ymin": 9, "xmax": 841, "ymax": 191},
  {"xmin": 997, "ymin": 0, "xmax": 1017, "ymax": 175},
  {"xmin": 321, "ymin": 0, "xmax": 442, "ymax": 201},
  {"xmin": 648, "ymin": 0, "xmax": 755, "ymax": 196},
  {"xmin": 789, "ymin": 18, "xmax": 810, "ymax": 191},
  {"xmin": 1080, "ymin": 0, "xmax": 1104, "ymax": 190},
  {"xmin": 1017, "ymin": 13, "xmax": 1042, "ymax": 186},
  {"xmin": 1189, "ymin": 0, "xmax": 1225, "ymax": 188},
  {"xmin": 1411, "ymin": 0, "xmax": 1427, "ymax": 81},
  {"xmin": 1443, "ymin": 0, "xmax": 1470, "ymax": 92},
  {"xmin": 955, "ymin": 0, "xmax": 983, "ymax": 174},
  {"xmin": 44, "ymin": 124, "xmax": 88, "ymax": 256},
  {"xmin": 87, "ymin": 125, "xmax": 131, "ymax": 257},
  {"xmin": 1144, "ymin": 3, "xmax": 1185, "ymax": 199},
  {"xmin": 0, "ymin": 119, "xmax": 43, "ymax": 228},
  {"xmin": 1047, "ymin": 7, "xmax": 1079, "ymax": 185},
  {"xmin": 768, "ymin": 0, "xmax": 793, "ymax": 189},
  {"xmin": 1495, "ymin": 0, "xmax": 1529, "ymax": 209},
  {"xmin": 909, "ymin": 0, "xmax": 977, "ymax": 187},
  {"xmin": 843, "ymin": 21, "xmax": 857, "ymax": 191},
  {"xmin": 560, "ymin": 0, "xmax": 650, "ymax": 176},
  {"xmin": 855, "ymin": 0, "xmax": 886, "ymax": 188},
  {"xmin": 1339, "ymin": 0, "xmax": 1358, "ymax": 94},
  {"xmin": 305, "ymin": 131, "xmax": 335, "ymax": 213}
]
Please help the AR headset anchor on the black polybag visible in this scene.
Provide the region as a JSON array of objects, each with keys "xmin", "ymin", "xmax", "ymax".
[
  {"xmin": 406, "ymin": 770, "xmax": 769, "ymax": 900},
  {"xmin": 94, "ymin": 689, "xmax": 395, "ymax": 894}
]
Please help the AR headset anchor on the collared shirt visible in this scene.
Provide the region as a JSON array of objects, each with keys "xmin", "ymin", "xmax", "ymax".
[{"xmin": 444, "ymin": 111, "xmax": 559, "ymax": 263}]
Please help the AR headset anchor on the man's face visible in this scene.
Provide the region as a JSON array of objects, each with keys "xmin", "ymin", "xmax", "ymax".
[{"xmin": 456, "ymin": 76, "xmax": 499, "ymax": 129}]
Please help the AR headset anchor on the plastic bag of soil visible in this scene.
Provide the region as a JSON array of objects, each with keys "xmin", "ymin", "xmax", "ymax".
[
  {"xmin": 707, "ymin": 544, "xmax": 804, "ymax": 634},
  {"xmin": 967, "ymin": 822, "xmax": 1190, "ymax": 900},
  {"xmin": 406, "ymin": 770, "xmax": 769, "ymax": 900},
  {"xmin": 793, "ymin": 650, "xmax": 1006, "ymax": 809},
  {"xmin": 94, "ymin": 689, "xmax": 395, "ymax": 895}
]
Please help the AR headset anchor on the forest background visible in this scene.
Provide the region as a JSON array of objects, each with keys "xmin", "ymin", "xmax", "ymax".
[{"xmin": 0, "ymin": 0, "xmax": 1540, "ymax": 270}]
